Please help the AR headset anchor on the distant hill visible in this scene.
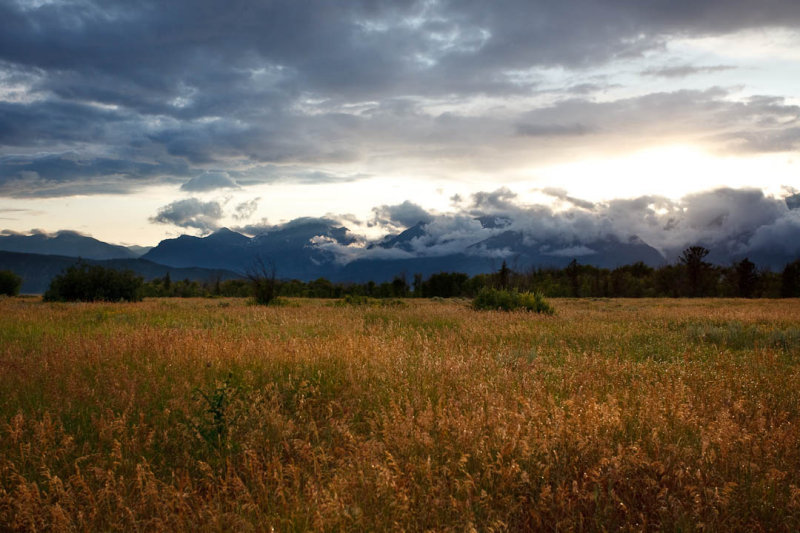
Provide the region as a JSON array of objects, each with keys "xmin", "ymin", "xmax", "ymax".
[
  {"xmin": 0, "ymin": 231, "xmax": 138, "ymax": 260},
  {"xmin": 0, "ymin": 251, "xmax": 240, "ymax": 294}
]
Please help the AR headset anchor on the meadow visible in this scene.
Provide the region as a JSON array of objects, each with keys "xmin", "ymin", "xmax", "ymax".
[{"xmin": 1, "ymin": 296, "xmax": 800, "ymax": 531}]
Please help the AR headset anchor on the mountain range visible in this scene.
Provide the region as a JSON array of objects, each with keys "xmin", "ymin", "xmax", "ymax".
[
  {"xmin": 2, "ymin": 213, "xmax": 799, "ymax": 293},
  {"xmin": 138, "ymin": 219, "xmax": 669, "ymax": 280},
  {"xmin": 0, "ymin": 231, "xmax": 144, "ymax": 260},
  {"xmin": 0, "ymin": 251, "xmax": 237, "ymax": 294}
]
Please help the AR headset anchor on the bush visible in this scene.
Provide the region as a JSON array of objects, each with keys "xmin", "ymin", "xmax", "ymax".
[
  {"xmin": 472, "ymin": 287, "xmax": 555, "ymax": 314},
  {"xmin": 43, "ymin": 262, "xmax": 143, "ymax": 302},
  {"xmin": 0, "ymin": 270, "xmax": 22, "ymax": 296},
  {"xmin": 246, "ymin": 257, "xmax": 278, "ymax": 306}
]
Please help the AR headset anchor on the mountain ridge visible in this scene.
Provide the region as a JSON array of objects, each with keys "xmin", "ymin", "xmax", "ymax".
[
  {"xmin": 0, "ymin": 250, "xmax": 240, "ymax": 294},
  {"xmin": 4, "ymin": 215, "xmax": 799, "ymax": 290},
  {"xmin": 0, "ymin": 231, "xmax": 141, "ymax": 260}
]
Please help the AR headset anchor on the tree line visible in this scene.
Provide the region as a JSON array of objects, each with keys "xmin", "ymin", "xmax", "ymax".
[
  {"xmin": 4, "ymin": 245, "xmax": 800, "ymax": 301},
  {"xmin": 141, "ymin": 246, "xmax": 800, "ymax": 300}
]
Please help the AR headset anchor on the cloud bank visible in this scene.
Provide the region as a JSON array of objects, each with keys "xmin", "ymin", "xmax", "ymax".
[
  {"xmin": 149, "ymin": 198, "xmax": 224, "ymax": 234},
  {"xmin": 0, "ymin": 1, "xmax": 798, "ymax": 199},
  {"xmin": 301, "ymin": 188, "xmax": 800, "ymax": 267}
]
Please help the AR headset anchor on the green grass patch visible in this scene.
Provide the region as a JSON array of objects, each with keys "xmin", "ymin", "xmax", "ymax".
[{"xmin": 472, "ymin": 287, "xmax": 555, "ymax": 314}]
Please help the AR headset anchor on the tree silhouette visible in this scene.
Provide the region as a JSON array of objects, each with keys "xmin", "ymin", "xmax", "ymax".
[
  {"xmin": 497, "ymin": 260, "xmax": 510, "ymax": 289},
  {"xmin": 734, "ymin": 257, "xmax": 758, "ymax": 298},
  {"xmin": 0, "ymin": 270, "xmax": 22, "ymax": 296},
  {"xmin": 413, "ymin": 273, "xmax": 423, "ymax": 297},
  {"xmin": 565, "ymin": 259, "xmax": 580, "ymax": 297},
  {"xmin": 43, "ymin": 261, "xmax": 143, "ymax": 302},
  {"xmin": 246, "ymin": 256, "xmax": 277, "ymax": 305},
  {"xmin": 679, "ymin": 246, "xmax": 711, "ymax": 297},
  {"xmin": 781, "ymin": 259, "xmax": 800, "ymax": 298}
]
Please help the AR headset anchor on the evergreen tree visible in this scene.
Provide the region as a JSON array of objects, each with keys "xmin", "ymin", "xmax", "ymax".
[
  {"xmin": 735, "ymin": 257, "xmax": 758, "ymax": 298},
  {"xmin": 781, "ymin": 259, "xmax": 800, "ymax": 297},
  {"xmin": 565, "ymin": 259, "xmax": 580, "ymax": 297},
  {"xmin": 498, "ymin": 260, "xmax": 510, "ymax": 289},
  {"xmin": 679, "ymin": 246, "xmax": 712, "ymax": 297}
]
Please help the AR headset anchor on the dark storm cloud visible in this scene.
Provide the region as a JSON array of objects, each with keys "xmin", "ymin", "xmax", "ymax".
[
  {"xmin": 3, "ymin": 1, "xmax": 799, "ymax": 104},
  {"xmin": 230, "ymin": 219, "xmax": 271, "ymax": 237},
  {"xmin": 2, "ymin": 0, "xmax": 800, "ymax": 197},
  {"xmin": 309, "ymin": 187, "xmax": 800, "ymax": 265},
  {"xmin": 146, "ymin": 115, "xmax": 363, "ymax": 166},
  {"xmin": 471, "ymin": 188, "xmax": 518, "ymax": 210},
  {"xmin": 370, "ymin": 200, "xmax": 435, "ymax": 229},
  {"xmin": 488, "ymin": 187, "xmax": 799, "ymax": 261},
  {"xmin": 149, "ymin": 198, "xmax": 224, "ymax": 233},
  {"xmin": 0, "ymin": 153, "xmax": 190, "ymax": 197}
]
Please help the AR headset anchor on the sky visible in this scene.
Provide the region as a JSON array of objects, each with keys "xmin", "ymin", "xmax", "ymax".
[{"xmin": 0, "ymin": 0, "xmax": 798, "ymax": 249}]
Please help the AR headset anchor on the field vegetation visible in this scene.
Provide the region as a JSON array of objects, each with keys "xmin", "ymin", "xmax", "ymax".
[
  {"xmin": 0, "ymin": 269, "xmax": 22, "ymax": 296},
  {"xmin": 2, "ymin": 297, "xmax": 800, "ymax": 530},
  {"xmin": 472, "ymin": 287, "xmax": 555, "ymax": 314},
  {"xmin": 43, "ymin": 262, "xmax": 143, "ymax": 303},
  {"xmin": 133, "ymin": 252, "xmax": 800, "ymax": 300}
]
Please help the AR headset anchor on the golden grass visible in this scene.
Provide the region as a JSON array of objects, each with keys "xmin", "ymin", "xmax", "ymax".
[{"xmin": 1, "ymin": 297, "xmax": 800, "ymax": 531}]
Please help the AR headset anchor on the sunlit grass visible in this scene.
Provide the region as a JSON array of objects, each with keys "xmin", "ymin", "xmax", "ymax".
[{"xmin": 1, "ymin": 297, "xmax": 800, "ymax": 530}]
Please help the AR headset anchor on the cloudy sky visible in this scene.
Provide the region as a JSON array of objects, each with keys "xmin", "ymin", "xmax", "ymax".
[{"xmin": 0, "ymin": 0, "xmax": 798, "ymax": 247}]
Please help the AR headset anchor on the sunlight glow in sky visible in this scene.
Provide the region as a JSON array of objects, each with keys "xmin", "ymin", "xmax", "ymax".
[{"xmin": 534, "ymin": 146, "xmax": 795, "ymax": 203}]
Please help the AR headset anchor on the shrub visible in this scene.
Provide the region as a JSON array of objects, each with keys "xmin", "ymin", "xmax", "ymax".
[
  {"xmin": 246, "ymin": 257, "xmax": 278, "ymax": 306},
  {"xmin": 0, "ymin": 270, "xmax": 22, "ymax": 296},
  {"xmin": 472, "ymin": 287, "xmax": 555, "ymax": 314},
  {"xmin": 43, "ymin": 262, "xmax": 143, "ymax": 302}
]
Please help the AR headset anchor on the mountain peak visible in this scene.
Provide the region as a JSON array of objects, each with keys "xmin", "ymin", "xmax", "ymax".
[
  {"xmin": 207, "ymin": 227, "xmax": 249, "ymax": 243},
  {"xmin": 375, "ymin": 221, "xmax": 428, "ymax": 251}
]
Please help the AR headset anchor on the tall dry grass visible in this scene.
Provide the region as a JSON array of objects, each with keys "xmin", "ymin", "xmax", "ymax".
[{"xmin": 1, "ymin": 297, "xmax": 800, "ymax": 530}]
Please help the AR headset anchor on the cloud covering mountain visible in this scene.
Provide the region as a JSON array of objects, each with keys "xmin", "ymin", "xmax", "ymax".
[
  {"xmin": 136, "ymin": 187, "xmax": 800, "ymax": 280},
  {"xmin": 318, "ymin": 187, "xmax": 800, "ymax": 270},
  {"xmin": 4, "ymin": 187, "xmax": 798, "ymax": 284}
]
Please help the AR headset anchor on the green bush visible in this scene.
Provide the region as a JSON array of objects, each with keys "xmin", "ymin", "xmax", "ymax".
[
  {"xmin": 43, "ymin": 262, "xmax": 143, "ymax": 302},
  {"xmin": 472, "ymin": 287, "xmax": 555, "ymax": 314},
  {"xmin": 0, "ymin": 270, "xmax": 22, "ymax": 296}
]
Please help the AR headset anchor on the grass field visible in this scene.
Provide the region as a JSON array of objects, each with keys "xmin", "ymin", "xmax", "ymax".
[{"xmin": 2, "ymin": 297, "xmax": 800, "ymax": 531}]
